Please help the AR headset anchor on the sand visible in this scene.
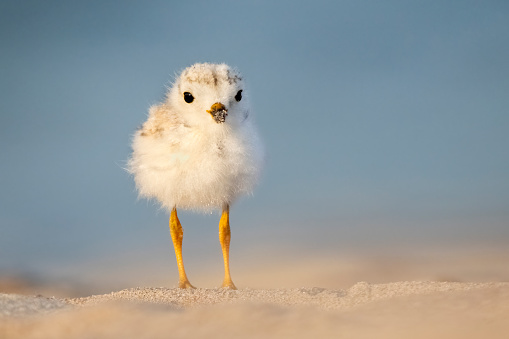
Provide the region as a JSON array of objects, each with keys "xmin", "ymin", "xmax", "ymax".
[
  {"xmin": 1, "ymin": 281, "xmax": 508, "ymax": 339},
  {"xmin": 2, "ymin": 246, "xmax": 509, "ymax": 338}
]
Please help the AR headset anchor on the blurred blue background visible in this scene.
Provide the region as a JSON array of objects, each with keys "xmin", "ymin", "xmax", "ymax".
[{"xmin": 1, "ymin": 1, "xmax": 508, "ymax": 292}]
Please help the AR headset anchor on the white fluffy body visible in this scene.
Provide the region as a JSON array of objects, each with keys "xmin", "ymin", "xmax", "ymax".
[{"xmin": 129, "ymin": 63, "xmax": 263, "ymax": 212}]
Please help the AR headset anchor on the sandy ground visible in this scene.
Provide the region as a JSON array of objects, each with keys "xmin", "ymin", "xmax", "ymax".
[
  {"xmin": 2, "ymin": 247, "xmax": 509, "ymax": 338},
  {"xmin": 1, "ymin": 281, "xmax": 508, "ymax": 338}
]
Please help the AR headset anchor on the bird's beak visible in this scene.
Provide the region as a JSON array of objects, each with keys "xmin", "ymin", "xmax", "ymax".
[{"xmin": 207, "ymin": 102, "xmax": 228, "ymax": 123}]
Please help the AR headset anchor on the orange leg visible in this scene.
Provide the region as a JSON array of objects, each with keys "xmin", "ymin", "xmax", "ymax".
[
  {"xmin": 219, "ymin": 205, "xmax": 237, "ymax": 289},
  {"xmin": 169, "ymin": 208, "xmax": 195, "ymax": 289}
]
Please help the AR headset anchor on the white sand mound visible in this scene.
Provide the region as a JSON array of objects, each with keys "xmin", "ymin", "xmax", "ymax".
[
  {"xmin": 67, "ymin": 281, "xmax": 507, "ymax": 310},
  {"xmin": 1, "ymin": 281, "xmax": 509, "ymax": 339}
]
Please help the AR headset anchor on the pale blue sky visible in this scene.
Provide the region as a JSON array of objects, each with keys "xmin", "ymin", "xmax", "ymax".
[{"xmin": 1, "ymin": 1, "xmax": 508, "ymax": 285}]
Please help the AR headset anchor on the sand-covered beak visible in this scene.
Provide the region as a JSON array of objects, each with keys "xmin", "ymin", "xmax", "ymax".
[{"xmin": 207, "ymin": 102, "xmax": 228, "ymax": 123}]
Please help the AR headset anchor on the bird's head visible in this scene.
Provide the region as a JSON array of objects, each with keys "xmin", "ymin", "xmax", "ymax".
[{"xmin": 167, "ymin": 63, "xmax": 249, "ymax": 127}]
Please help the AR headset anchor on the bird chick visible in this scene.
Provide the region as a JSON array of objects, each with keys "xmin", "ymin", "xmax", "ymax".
[{"xmin": 129, "ymin": 63, "xmax": 263, "ymax": 289}]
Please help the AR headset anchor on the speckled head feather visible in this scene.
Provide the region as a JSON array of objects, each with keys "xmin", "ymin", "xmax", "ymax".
[{"xmin": 179, "ymin": 63, "xmax": 242, "ymax": 86}]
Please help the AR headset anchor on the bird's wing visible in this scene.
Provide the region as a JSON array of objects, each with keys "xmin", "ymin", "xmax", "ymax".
[{"xmin": 139, "ymin": 104, "xmax": 182, "ymax": 138}]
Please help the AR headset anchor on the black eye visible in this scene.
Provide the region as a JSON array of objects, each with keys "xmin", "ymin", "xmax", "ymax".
[
  {"xmin": 235, "ymin": 90, "xmax": 242, "ymax": 102},
  {"xmin": 183, "ymin": 92, "xmax": 194, "ymax": 103}
]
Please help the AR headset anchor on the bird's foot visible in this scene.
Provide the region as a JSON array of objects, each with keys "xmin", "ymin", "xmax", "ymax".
[
  {"xmin": 221, "ymin": 279, "xmax": 237, "ymax": 290},
  {"xmin": 178, "ymin": 280, "xmax": 196, "ymax": 289}
]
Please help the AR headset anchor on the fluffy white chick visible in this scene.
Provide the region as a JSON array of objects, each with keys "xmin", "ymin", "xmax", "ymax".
[{"xmin": 129, "ymin": 63, "xmax": 263, "ymax": 289}]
